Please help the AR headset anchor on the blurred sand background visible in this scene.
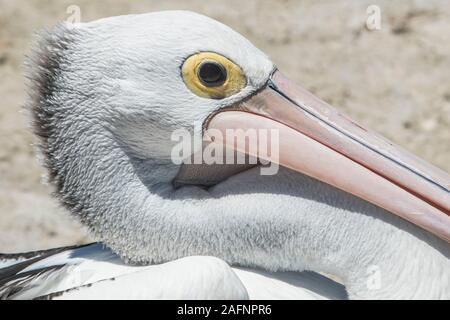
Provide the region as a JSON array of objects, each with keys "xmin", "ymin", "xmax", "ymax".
[{"xmin": 0, "ymin": 0, "xmax": 449, "ymax": 253}]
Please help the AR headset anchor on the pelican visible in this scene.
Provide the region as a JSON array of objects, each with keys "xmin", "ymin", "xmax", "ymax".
[{"xmin": 1, "ymin": 11, "xmax": 449, "ymax": 300}]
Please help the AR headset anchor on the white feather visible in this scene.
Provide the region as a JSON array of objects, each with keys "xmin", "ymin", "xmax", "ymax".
[{"xmin": 2, "ymin": 244, "xmax": 346, "ymax": 300}]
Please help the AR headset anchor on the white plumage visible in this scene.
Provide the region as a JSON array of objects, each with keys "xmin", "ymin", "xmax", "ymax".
[
  {"xmin": 0, "ymin": 243, "xmax": 346, "ymax": 300},
  {"xmin": 1, "ymin": 10, "xmax": 448, "ymax": 300}
]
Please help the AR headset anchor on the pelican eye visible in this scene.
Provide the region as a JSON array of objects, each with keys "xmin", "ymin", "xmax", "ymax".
[
  {"xmin": 182, "ymin": 52, "xmax": 247, "ymax": 99},
  {"xmin": 197, "ymin": 60, "xmax": 227, "ymax": 87}
]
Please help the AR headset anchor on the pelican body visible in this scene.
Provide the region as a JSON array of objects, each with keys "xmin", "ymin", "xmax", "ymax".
[{"xmin": 0, "ymin": 11, "xmax": 449, "ymax": 300}]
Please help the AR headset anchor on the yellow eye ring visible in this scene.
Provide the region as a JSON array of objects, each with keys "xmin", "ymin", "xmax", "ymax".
[{"xmin": 182, "ymin": 52, "xmax": 247, "ymax": 99}]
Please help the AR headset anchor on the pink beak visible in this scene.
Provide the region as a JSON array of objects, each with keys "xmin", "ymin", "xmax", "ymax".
[{"xmin": 206, "ymin": 70, "xmax": 450, "ymax": 242}]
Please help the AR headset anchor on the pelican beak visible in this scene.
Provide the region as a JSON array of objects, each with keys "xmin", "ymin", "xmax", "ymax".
[{"xmin": 206, "ymin": 70, "xmax": 450, "ymax": 242}]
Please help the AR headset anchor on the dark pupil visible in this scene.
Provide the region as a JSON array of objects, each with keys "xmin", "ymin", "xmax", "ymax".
[{"xmin": 197, "ymin": 61, "xmax": 227, "ymax": 87}]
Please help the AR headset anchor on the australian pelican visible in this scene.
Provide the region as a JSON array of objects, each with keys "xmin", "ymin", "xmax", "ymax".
[{"xmin": 0, "ymin": 11, "xmax": 449, "ymax": 300}]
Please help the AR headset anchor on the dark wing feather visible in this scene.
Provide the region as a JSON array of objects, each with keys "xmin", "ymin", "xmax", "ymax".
[
  {"xmin": 0, "ymin": 244, "xmax": 85, "ymax": 262},
  {"xmin": 0, "ymin": 243, "xmax": 95, "ymax": 300},
  {"xmin": 0, "ymin": 266, "xmax": 66, "ymax": 300}
]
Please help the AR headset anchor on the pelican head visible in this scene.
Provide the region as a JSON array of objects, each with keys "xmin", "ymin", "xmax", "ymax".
[{"xmin": 27, "ymin": 11, "xmax": 449, "ymax": 299}]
